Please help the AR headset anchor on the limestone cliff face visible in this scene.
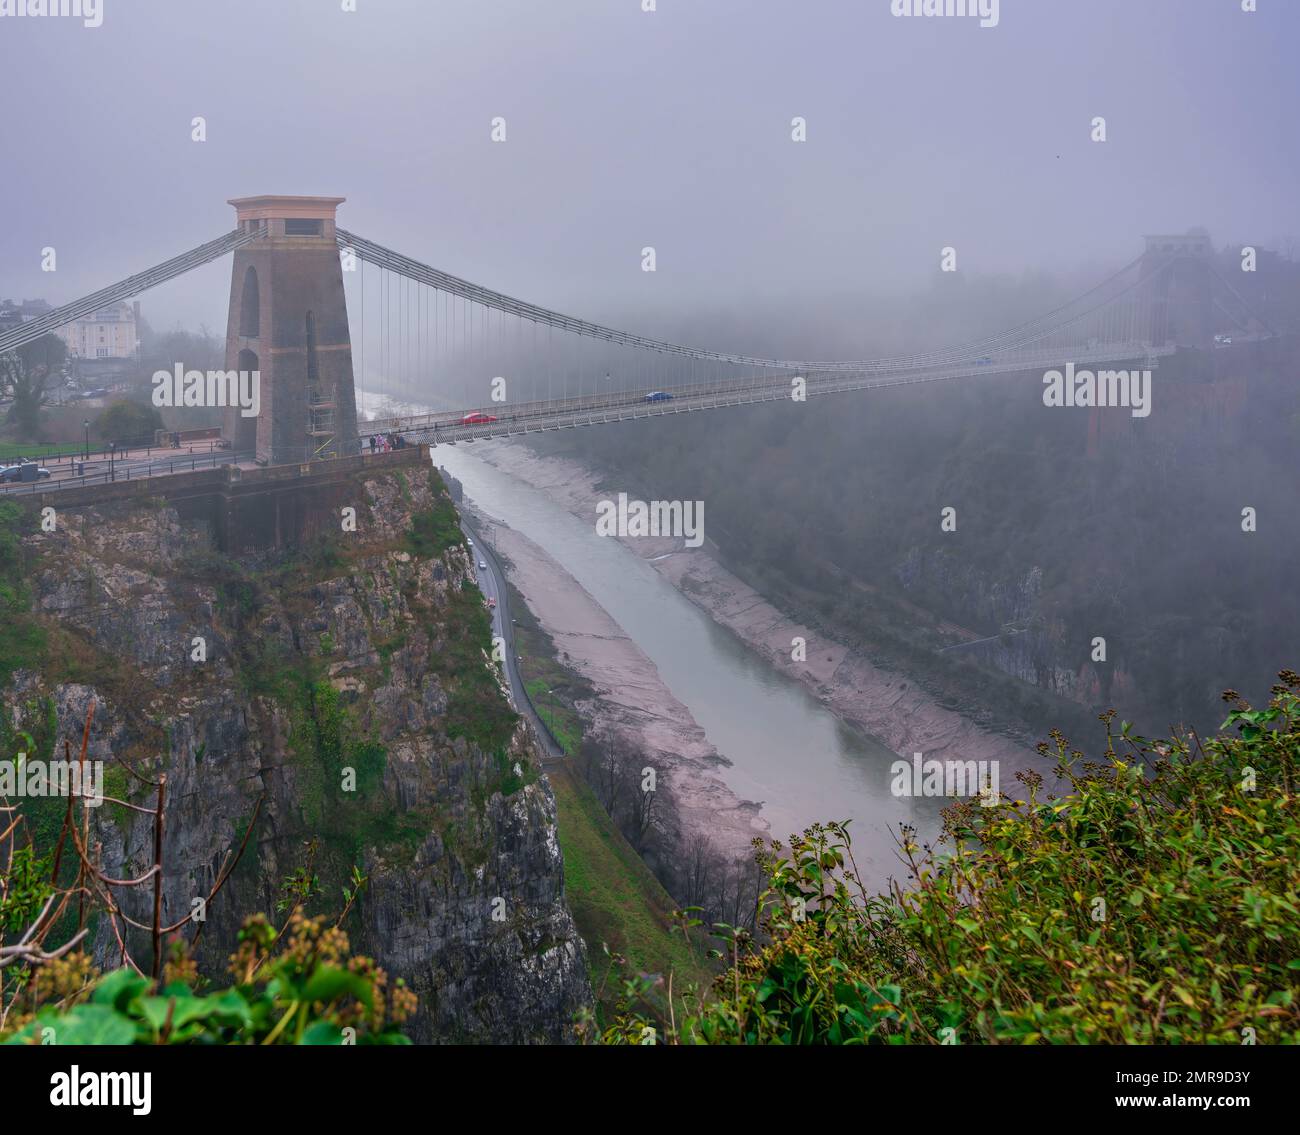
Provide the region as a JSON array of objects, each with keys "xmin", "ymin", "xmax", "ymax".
[
  {"xmin": 892, "ymin": 550, "xmax": 1134, "ymax": 705},
  {"xmin": 4, "ymin": 464, "xmax": 591, "ymax": 1043}
]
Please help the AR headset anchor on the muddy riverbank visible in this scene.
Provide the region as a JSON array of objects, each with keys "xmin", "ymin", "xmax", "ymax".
[
  {"xmin": 464, "ymin": 442, "xmax": 1038, "ymax": 783},
  {"xmin": 462, "ymin": 504, "xmax": 768, "ymax": 864}
]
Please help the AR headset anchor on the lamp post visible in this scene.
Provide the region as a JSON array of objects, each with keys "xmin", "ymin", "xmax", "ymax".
[
  {"xmin": 544, "ymin": 687, "xmax": 560, "ymax": 748},
  {"xmin": 83, "ymin": 419, "xmax": 89, "ymax": 461},
  {"xmin": 109, "ymin": 441, "xmax": 116, "ymax": 482}
]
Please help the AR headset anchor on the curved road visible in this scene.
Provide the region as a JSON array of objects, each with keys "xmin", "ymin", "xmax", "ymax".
[{"xmin": 461, "ymin": 514, "xmax": 564, "ymax": 762}]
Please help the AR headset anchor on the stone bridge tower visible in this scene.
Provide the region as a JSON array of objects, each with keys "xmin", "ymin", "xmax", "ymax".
[
  {"xmin": 1138, "ymin": 228, "xmax": 1215, "ymax": 351},
  {"xmin": 222, "ymin": 196, "xmax": 359, "ymax": 465}
]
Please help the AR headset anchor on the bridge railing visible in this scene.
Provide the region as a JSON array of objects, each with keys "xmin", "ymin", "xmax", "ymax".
[
  {"xmin": 359, "ymin": 339, "xmax": 1171, "ymax": 442},
  {"xmin": 0, "ymin": 446, "xmax": 249, "ymax": 495},
  {"xmin": 0, "ymin": 437, "xmax": 231, "ymax": 467}
]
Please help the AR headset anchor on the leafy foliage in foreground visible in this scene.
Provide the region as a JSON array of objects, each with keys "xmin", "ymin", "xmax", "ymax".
[
  {"xmin": 2, "ymin": 912, "xmax": 416, "ymax": 1045},
  {"xmin": 602, "ymin": 671, "xmax": 1300, "ymax": 1044}
]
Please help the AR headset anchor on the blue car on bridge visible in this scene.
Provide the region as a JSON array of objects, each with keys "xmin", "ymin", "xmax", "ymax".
[{"xmin": 644, "ymin": 391, "xmax": 674, "ymax": 402}]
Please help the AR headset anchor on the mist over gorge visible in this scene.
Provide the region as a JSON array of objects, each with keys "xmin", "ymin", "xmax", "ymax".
[{"xmin": 0, "ymin": 0, "xmax": 1296, "ymax": 1084}]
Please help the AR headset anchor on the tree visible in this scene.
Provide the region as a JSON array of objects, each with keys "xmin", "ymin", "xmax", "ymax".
[
  {"xmin": 677, "ymin": 832, "xmax": 717, "ymax": 912},
  {"xmin": 0, "ymin": 334, "xmax": 65, "ymax": 436},
  {"xmin": 95, "ymin": 398, "xmax": 163, "ymax": 445},
  {"xmin": 18, "ymin": 333, "xmax": 66, "ymax": 375},
  {"xmin": 624, "ymin": 752, "xmax": 662, "ymax": 852},
  {"xmin": 594, "ymin": 731, "xmax": 628, "ymax": 818}
]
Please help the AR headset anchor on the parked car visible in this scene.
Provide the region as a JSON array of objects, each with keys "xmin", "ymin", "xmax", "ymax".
[
  {"xmin": 461, "ymin": 412, "xmax": 498, "ymax": 424},
  {"xmin": 644, "ymin": 391, "xmax": 674, "ymax": 402},
  {"xmin": 0, "ymin": 462, "xmax": 51, "ymax": 483}
]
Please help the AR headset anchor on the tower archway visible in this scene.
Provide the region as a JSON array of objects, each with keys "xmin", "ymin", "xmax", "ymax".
[{"xmin": 229, "ymin": 348, "xmax": 259, "ymax": 453}]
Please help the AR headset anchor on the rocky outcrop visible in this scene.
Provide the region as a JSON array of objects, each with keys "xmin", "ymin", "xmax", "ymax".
[
  {"xmin": 893, "ymin": 550, "xmax": 1135, "ymax": 706},
  {"xmin": 4, "ymin": 464, "xmax": 591, "ymax": 1043}
]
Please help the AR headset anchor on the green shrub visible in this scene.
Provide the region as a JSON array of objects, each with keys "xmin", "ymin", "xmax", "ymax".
[
  {"xmin": 404, "ymin": 487, "xmax": 463, "ymax": 559},
  {"xmin": 605, "ymin": 671, "xmax": 1300, "ymax": 1044},
  {"xmin": 3, "ymin": 913, "xmax": 416, "ymax": 1045},
  {"xmin": 0, "ymin": 502, "xmax": 46, "ymax": 688},
  {"xmin": 94, "ymin": 399, "xmax": 164, "ymax": 446}
]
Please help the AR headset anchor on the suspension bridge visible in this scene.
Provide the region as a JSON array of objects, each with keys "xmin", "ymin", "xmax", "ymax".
[{"xmin": 0, "ymin": 197, "xmax": 1272, "ymax": 469}]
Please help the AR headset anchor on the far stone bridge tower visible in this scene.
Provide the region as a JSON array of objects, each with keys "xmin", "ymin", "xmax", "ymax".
[
  {"xmin": 222, "ymin": 195, "xmax": 360, "ymax": 465},
  {"xmin": 1138, "ymin": 228, "xmax": 1216, "ymax": 351}
]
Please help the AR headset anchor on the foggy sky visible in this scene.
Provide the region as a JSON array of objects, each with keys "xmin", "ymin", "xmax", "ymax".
[{"xmin": 1, "ymin": 0, "xmax": 1296, "ymax": 347}]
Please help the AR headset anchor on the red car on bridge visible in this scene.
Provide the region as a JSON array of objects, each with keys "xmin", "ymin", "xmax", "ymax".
[{"xmin": 461, "ymin": 412, "xmax": 499, "ymax": 424}]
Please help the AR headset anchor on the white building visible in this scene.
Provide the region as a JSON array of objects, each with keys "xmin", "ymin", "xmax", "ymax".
[{"xmin": 56, "ymin": 301, "xmax": 140, "ymax": 360}]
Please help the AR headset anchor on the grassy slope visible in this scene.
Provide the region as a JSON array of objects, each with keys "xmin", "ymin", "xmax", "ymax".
[
  {"xmin": 499, "ymin": 574, "xmax": 711, "ymax": 1006},
  {"xmin": 0, "ymin": 442, "xmax": 86, "ymax": 462},
  {"xmin": 548, "ymin": 760, "xmax": 709, "ymax": 1002}
]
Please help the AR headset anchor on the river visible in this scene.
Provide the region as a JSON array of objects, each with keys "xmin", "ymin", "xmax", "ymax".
[{"xmin": 432, "ymin": 441, "xmax": 950, "ymax": 882}]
